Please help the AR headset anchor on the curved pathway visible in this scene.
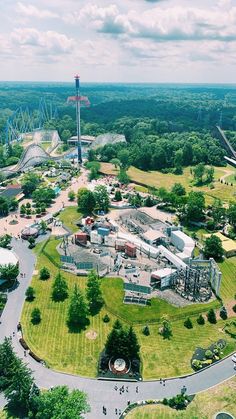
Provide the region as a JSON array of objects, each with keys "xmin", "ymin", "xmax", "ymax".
[{"xmin": 0, "ymin": 238, "xmax": 235, "ymax": 418}]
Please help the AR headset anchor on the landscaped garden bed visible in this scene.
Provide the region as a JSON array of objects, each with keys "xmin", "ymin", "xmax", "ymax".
[{"xmin": 191, "ymin": 339, "xmax": 227, "ymax": 370}]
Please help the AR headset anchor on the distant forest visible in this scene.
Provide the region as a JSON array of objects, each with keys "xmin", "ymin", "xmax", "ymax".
[{"xmin": 0, "ymin": 82, "xmax": 236, "ymax": 171}]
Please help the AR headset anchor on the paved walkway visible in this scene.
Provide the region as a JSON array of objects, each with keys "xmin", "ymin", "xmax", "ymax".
[
  {"xmin": 0, "ymin": 240, "xmax": 236, "ymax": 418},
  {"xmin": 0, "ymin": 169, "xmax": 88, "ymax": 237}
]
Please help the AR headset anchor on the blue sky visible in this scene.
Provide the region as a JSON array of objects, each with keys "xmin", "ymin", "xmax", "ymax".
[{"xmin": 0, "ymin": 0, "xmax": 236, "ymax": 82}]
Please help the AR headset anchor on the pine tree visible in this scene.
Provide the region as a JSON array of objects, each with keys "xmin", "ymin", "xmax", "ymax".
[
  {"xmin": 67, "ymin": 285, "xmax": 88, "ymax": 329},
  {"xmin": 51, "ymin": 272, "xmax": 68, "ymax": 302},
  {"xmin": 207, "ymin": 308, "xmax": 217, "ymax": 324},
  {"xmin": 197, "ymin": 314, "xmax": 205, "ymax": 325},
  {"xmin": 86, "ymin": 270, "xmax": 104, "ymax": 315},
  {"xmin": 127, "ymin": 327, "xmax": 140, "ymax": 359},
  {"xmin": 0, "ymin": 338, "xmax": 17, "ymax": 391},
  {"xmin": 4, "ymin": 357, "xmax": 34, "ymax": 414},
  {"xmin": 184, "ymin": 317, "xmax": 193, "ymax": 329}
]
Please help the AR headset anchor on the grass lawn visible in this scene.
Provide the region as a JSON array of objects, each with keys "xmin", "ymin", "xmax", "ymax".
[
  {"xmin": 58, "ymin": 206, "xmax": 81, "ymax": 233},
  {"xmin": 127, "ymin": 377, "xmax": 236, "ymax": 418},
  {"xmin": 218, "ymin": 257, "xmax": 236, "ymax": 302},
  {"xmin": 21, "ymin": 242, "xmax": 114, "ymax": 377},
  {"xmin": 100, "ymin": 163, "xmax": 236, "ymax": 204},
  {"xmin": 20, "ymin": 239, "xmax": 236, "ymax": 379},
  {"xmin": 101, "ymin": 277, "xmax": 220, "ymax": 324}
]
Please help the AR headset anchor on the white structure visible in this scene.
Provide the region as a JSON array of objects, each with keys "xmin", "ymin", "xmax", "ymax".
[
  {"xmin": 151, "ymin": 267, "xmax": 176, "ymax": 289},
  {"xmin": 157, "ymin": 245, "xmax": 187, "ymax": 269},
  {"xmin": 90, "ymin": 230, "xmax": 103, "ymax": 244},
  {"xmin": 142, "ymin": 229, "xmax": 166, "ymax": 245},
  {"xmin": 171, "ymin": 230, "xmax": 195, "ymax": 262},
  {"xmin": 0, "ymin": 248, "xmax": 18, "ymax": 267}
]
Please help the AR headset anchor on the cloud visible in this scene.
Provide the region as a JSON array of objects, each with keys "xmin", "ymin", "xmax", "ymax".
[
  {"xmin": 11, "ymin": 28, "xmax": 75, "ymax": 56},
  {"xmin": 17, "ymin": 2, "xmax": 58, "ymax": 19},
  {"xmin": 75, "ymin": 3, "xmax": 236, "ymax": 43}
]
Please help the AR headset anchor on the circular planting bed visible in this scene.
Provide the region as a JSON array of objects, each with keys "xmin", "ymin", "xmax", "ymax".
[
  {"xmin": 214, "ymin": 413, "xmax": 235, "ymax": 419},
  {"xmin": 109, "ymin": 356, "xmax": 131, "ymax": 375}
]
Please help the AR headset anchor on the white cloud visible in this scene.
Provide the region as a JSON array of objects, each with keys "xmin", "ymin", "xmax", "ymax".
[
  {"xmin": 11, "ymin": 28, "xmax": 75, "ymax": 55},
  {"xmin": 17, "ymin": 2, "xmax": 58, "ymax": 19}
]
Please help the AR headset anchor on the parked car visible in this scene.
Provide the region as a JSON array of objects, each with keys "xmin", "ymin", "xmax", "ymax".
[{"xmin": 93, "ymin": 248, "xmax": 102, "ymax": 254}]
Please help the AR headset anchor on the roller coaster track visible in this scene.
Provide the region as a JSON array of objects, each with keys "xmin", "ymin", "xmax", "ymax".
[{"xmin": 215, "ymin": 125, "xmax": 236, "ymax": 159}]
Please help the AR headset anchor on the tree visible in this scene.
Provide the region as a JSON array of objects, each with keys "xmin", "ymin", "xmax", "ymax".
[
  {"xmin": 25, "ymin": 286, "xmax": 35, "ymax": 301},
  {"xmin": 68, "ymin": 190, "xmax": 75, "ymax": 201},
  {"xmin": 227, "ymin": 202, "xmax": 236, "ymax": 231},
  {"xmin": 31, "ymin": 308, "xmax": 41, "ymax": 325},
  {"xmin": 67, "ymin": 284, "xmax": 88, "ymax": 329},
  {"xmin": 219, "ymin": 306, "xmax": 227, "ymax": 320},
  {"xmin": 32, "ymin": 187, "xmax": 56, "ymax": 207},
  {"xmin": 171, "ymin": 183, "xmax": 186, "ymax": 196},
  {"xmin": 21, "ymin": 173, "xmax": 41, "ymax": 196},
  {"xmin": 86, "ymin": 270, "xmax": 104, "ymax": 315},
  {"xmin": 127, "ymin": 327, "xmax": 140, "ymax": 359},
  {"xmin": 117, "ymin": 149, "xmax": 131, "ymax": 170},
  {"xmin": 197, "ymin": 314, "xmax": 205, "ymax": 325},
  {"xmin": 20, "ymin": 204, "xmax": 26, "ymax": 216},
  {"xmin": 174, "ymin": 150, "xmax": 183, "ymax": 174},
  {"xmin": 51, "ymin": 272, "xmax": 68, "ymax": 302},
  {"xmin": 193, "ymin": 163, "xmax": 205, "ymax": 184},
  {"xmin": 203, "ymin": 235, "xmax": 224, "ymax": 260},
  {"xmin": 39, "ymin": 267, "xmax": 50, "ymax": 280},
  {"xmin": 0, "ymin": 234, "xmax": 11, "ymax": 249},
  {"xmin": 110, "ymin": 158, "xmax": 120, "ymax": 169},
  {"xmin": 94, "ymin": 185, "xmax": 110, "ymax": 213},
  {"xmin": 143, "ymin": 325, "xmax": 150, "ymax": 336},
  {"xmin": 32, "ymin": 386, "xmax": 90, "ymax": 419},
  {"xmin": 160, "ymin": 318, "xmax": 172, "ymax": 339},
  {"xmin": 77, "ymin": 188, "xmax": 96, "ymax": 214},
  {"xmin": 0, "ymin": 263, "xmax": 19, "ymax": 283},
  {"xmin": 206, "ymin": 166, "xmax": 214, "ymax": 183},
  {"xmin": 114, "ymin": 190, "xmax": 122, "ymax": 201},
  {"xmin": 183, "ymin": 191, "xmax": 205, "ymax": 223},
  {"xmin": 4, "ymin": 356, "xmax": 34, "ymax": 415},
  {"xmin": 39, "ymin": 220, "xmax": 47, "ymax": 234},
  {"xmin": 207, "ymin": 308, "xmax": 217, "ymax": 324},
  {"xmin": 211, "ymin": 199, "xmax": 225, "ymax": 225},
  {"xmin": 118, "ymin": 168, "xmax": 130, "ymax": 184},
  {"xmin": 184, "ymin": 318, "xmax": 193, "ymax": 329},
  {"xmin": 105, "ymin": 321, "xmax": 135, "ymax": 359},
  {"xmin": 0, "ymin": 337, "xmax": 18, "ymax": 391},
  {"xmin": 28, "ymin": 236, "xmax": 35, "ymax": 248},
  {"xmin": 0, "ymin": 196, "xmax": 9, "ymax": 216}
]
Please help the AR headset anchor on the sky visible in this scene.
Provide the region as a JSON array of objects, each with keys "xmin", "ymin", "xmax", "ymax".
[{"xmin": 0, "ymin": 0, "xmax": 236, "ymax": 83}]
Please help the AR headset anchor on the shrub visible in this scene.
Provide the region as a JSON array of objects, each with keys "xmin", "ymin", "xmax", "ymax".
[
  {"xmin": 184, "ymin": 318, "xmax": 193, "ymax": 329},
  {"xmin": 143, "ymin": 325, "xmax": 150, "ymax": 336},
  {"xmin": 207, "ymin": 308, "xmax": 217, "ymax": 324},
  {"xmin": 197, "ymin": 314, "xmax": 205, "ymax": 325},
  {"xmin": 205, "ymin": 349, "xmax": 213, "ymax": 359},
  {"xmin": 233, "ymin": 304, "xmax": 236, "ymax": 313},
  {"xmin": 103, "ymin": 314, "xmax": 110, "ymax": 323},
  {"xmin": 25, "ymin": 286, "xmax": 35, "ymax": 301},
  {"xmin": 192, "ymin": 359, "xmax": 202, "ymax": 370},
  {"xmin": 201, "ymin": 359, "xmax": 213, "ymax": 366},
  {"xmin": 31, "ymin": 307, "xmax": 41, "ymax": 325},
  {"xmin": 39, "ymin": 267, "xmax": 50, "ymax": 280},
  {"xmin": 219, "ymin": 306, "xmax": 228, "ymax": 320},
  {"xmin": 163, "ymin": 398, "xmax": 168, "ymax": 405}
]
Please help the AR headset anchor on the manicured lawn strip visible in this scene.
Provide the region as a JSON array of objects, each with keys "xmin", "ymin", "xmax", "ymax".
[
  {"xmin": 58, "ymin": 206, "xmax": 81, "ymax": 233},
  {"xmin": 218, "ymin": 257, "xmax": 236, "ymax": 302},
  {"xmin": 101, "ymin": 277, "xmax": 220, "ymax": 324},
  {"xmin": 100, "ymin": 163, "xmax": 236, "ymax": 203},
  {"xmin": 127, "ymin": 377, "xmax": 236, "ymax": 418},
  {"xmin": 21, "ymin": 250, "xmax": 114, "ymax": 377},
  {"xmin": 41, "ymin": 238, "xmax": 61, "ymax": 266},
  {"xmin": 136, "ymin": 318, "xmax": 235, "ymax": 379}
]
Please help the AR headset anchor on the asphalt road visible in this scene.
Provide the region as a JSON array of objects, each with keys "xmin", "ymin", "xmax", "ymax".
[{"xmin": 0, "ymin": 238, "xmax": 235, "ymax": 418}]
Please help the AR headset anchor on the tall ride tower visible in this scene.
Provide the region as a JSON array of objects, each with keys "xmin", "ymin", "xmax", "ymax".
[{"xmin": 67, "ymin": 75, "xmax": 90, "ymax": 164}]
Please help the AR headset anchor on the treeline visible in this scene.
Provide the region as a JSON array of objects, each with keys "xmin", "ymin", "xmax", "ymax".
[{"xmin": 92, "ymin": 130, "xmax": 226, "ymax": 171}]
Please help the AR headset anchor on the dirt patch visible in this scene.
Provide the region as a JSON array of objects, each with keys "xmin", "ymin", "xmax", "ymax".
[{"xmin": 86, "ymin": 330, "xmax": 98, "ymax": 340}]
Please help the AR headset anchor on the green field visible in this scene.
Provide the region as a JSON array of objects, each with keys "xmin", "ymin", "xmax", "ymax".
[
  {"xmin": 101, "ymin": 278, "xmax": 220, "ymax": 324},
  {"xmin": 127, "ymin": 377, "xmax": 236, "ymax": 418},
  {"xmin": 58, "ymin": 206, "xmax": 81, "ymax": 233},
  {"xmin": 100, "ymin": 163, "xmax": 236, "ymax": 204},
  {"xmin": 21, "ymin": 239, "xmax": 236, "ymax": 379},
  {"xmin": 218, "ymin": 257, "xmax": 236, "ymax": 301}
]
